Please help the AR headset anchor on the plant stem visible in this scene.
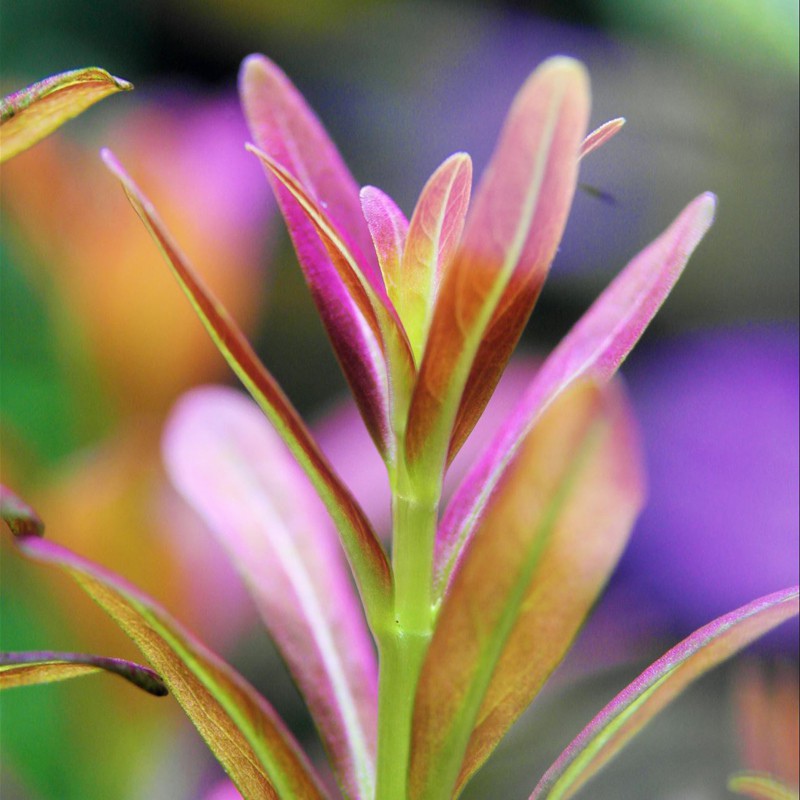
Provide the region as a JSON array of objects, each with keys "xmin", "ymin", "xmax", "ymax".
[{"xmin": 375, "ymin": 473, "xmax": 439, "ymax": 799}]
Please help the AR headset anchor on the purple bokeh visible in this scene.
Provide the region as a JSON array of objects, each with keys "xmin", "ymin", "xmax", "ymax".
[{"xmin": 619, "ymin": 326, "xmax": 799, "ymax": 648}]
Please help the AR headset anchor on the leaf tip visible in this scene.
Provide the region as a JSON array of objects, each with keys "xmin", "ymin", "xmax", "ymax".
[
  {"xmin": 100, "ymin": 146, "xmax": 123, "ymax": 176},
  {"xmin": 0, "ymin": 485, "xmax": 44, "ymax": 538},
  {"xmin": 539, "ymin": 55, "xmax": 590, "ymax": 91},
  {"xmin": 111, "ymin": 74, "xmax": 134, "ymax": 93}
]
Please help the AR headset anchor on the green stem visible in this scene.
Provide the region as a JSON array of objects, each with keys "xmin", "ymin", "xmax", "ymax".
[{"xmin": 375, "ymin": 474, "xmax": 440, "ymax": 799}]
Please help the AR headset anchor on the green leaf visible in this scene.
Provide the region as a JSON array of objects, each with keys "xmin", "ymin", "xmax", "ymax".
[
  {"xmin": 728, "ymin": 772, "xmax": 799, "ymax": 800},
  {"xmin": 1, "ymin": 68, "xmax": 132, "ymax": 163}
]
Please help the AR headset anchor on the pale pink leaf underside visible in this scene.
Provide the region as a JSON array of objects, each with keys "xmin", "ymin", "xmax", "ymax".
[{"xmin": 164, "ymin": 387, "xmax": 378, "ymax": 800}]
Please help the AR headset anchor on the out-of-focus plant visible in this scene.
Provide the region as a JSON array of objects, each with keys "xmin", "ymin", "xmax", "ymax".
[
  {"xmin": 1, "ymin": 68, "xmax": 273, "ymax": 799},
  {"xmin": 728, "ymin": 662, "xmax": 799, "ymax": 800},
  {"xmin": 1, "ymin": 72, "xmax": 273, "ymax": 640},
  {"xmin": 0, "ymin": 67, "xmax": 165, "ymax": 693},
  {"xmin": 2, "ymin": 54, "xmax": 798, "ymax": 800}
]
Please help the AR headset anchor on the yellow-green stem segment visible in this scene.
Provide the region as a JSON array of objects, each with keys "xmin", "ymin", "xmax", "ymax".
[{"xmin": 375, "ymin": 469, "xmax": 440, "ymax": 799}]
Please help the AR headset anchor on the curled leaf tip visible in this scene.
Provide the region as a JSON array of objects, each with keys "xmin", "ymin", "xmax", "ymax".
[
  {"xmin": 1, "ymin": 67, "xmax": 132, "ymax": 162},
  {"xmin": 0, "ymin": 485, "xmax": 44, "ymax": 537},
  {"xmin": 0, "ymin": 651, "xmax": 167, "ymax": 696}
]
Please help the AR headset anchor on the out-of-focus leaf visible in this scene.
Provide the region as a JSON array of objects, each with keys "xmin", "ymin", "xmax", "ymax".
[
  {"xmin": 579, "ymin": 118, "xmax": 625, "ymax": 159},
  {"xmin": 729, "ymin": 772, "xmax": 799, "ymax": 800},
  {"xmin": 0, "ymin": 68, "xmax": 132, "ymax": 162},
  {"xmin": 0, "ymin": 651, "xmax": 167, "ymax": 696},
  {"xmin": 405, "ymin": 57, "xmax": 590, "ymax": 482},
  {"xmin": 101, "ymin": 150, "xmax": 392, "ymax": 633},
  {"xmin": 10, "ymin": 533, "xmax": 329, "ymax": 800},
  {"xmin": 399, "ymin": 152, "xmax": 472, "ymax": 362},
  {"xmin": 409, "ymin": 381, "xmax": 642, "ymax": 800},
  {"xmin": 733, "ymin": 662, "xmax": 799, "ymax": 791},
  {"xmin": 530, "ymin": 587, "xmax": 800, "ymax": 800},
  {"xmin": 239, "ymin": 54, "xmax": 398, "ymax": 458},
  {"xmin": 164, "ymin": 386, "xmax": 377, "ymax": 800},
  {"xmin": 436, "ymin": 193, "xmax": 716, "ymax": 598}
]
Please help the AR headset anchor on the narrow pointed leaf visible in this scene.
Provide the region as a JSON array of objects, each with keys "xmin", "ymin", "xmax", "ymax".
[
  {"xmin": 399, "ymin": 152, "xmax": 472, "ymax": 361},
  {"xmin": 409, "ymin": 381, "xmax": 642, "ymax": 800},
  {"xmin": 729, "ymin": 772, "xmax": 799, "ymax": 800},
  {"xmin": 530, "ymin": 587, "xmax": 800, "ymax": 800},
  {"xmin": 240, "ymin": 54, "xmax": 397, "ymax": 457},
  {"xmin": 1, "ymin": 67, "xmax": 132, "ymax": 162},
  {"xmin": 436, "ymin": 193, "xmax": 716, "ymax": 598},
  {"xmin": 405, "ymin": 57, "xmax": 590, "ymax": 482},
  {"xmin": 0, "ymin": 651, "xmax": 167, "ymax": 696},
  {"xmin": 247, "ymin": 145, "xmax": 417, "ymax": 460},
  {"xmin": 580, "ymin": 118, "xmax": 625, "ymax": 159},
  {"xmin": 239, "ymin": 54, "xmax": 379, "ymax": 282},
  {"xmin": 361, "ymin": 185, "xmax": 409, "ymax": 308},
  {"xmin": 101, "ymin": 151, "xmax": 392, "ymax": 633},
  {"xmin": 10, "ymin": 533, "xmax": 329, "ymax": 800},
  {"xmin": 164, "ymin": 387, "xmax": 378, "ymax": 800}
]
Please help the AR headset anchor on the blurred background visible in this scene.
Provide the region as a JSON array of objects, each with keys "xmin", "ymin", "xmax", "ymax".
[{"xmin": 1, "ymin": 1, "xmax": 797, "ymax": 798}]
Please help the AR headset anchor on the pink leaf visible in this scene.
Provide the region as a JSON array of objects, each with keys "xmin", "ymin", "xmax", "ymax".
[
  {"xmin": 164, "ymin": 386, "xmax": 378, "ymax": 800},
  {"xmin": 530, "ymin": 587, "xmax": 800, "ymax": 800},
  {"xmin": 436, "ymin": 192, "xmax": 716, "ymax": 598},
  {"xmin": 240, "ymin": 55, "xmax": 401, "ymax": 457},
  {"xmin": 579, "ymin": 117, "xmax": 625, "ymax": 159},
  {"xmin": 360, "ymin": 185, "xmax": 409, "ymax": 310},
  {"xmin": 405, "ymin": 57, "xmax": 590, "ymax": 481}
]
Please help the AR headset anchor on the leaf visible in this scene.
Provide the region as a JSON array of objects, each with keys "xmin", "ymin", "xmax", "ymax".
[
  {"xmin": 239, "ymin": 54, "xmax": 400, "ymax": 458},
  {"xmin": 409, "ymin": 380, "xmax": 643, "ymax": 800},
  {"xmin": 435, "ymin": 192, "xmax": 716, "ymax": 599},
  {"xmin": 246, "ymin": 145, "xmax": 416, "ymax": 449},
  {"xmin": 399, "ymin": 152, "xmax": 472, "ymax": 361},
  {"xmin": 239, "ymin": 54, "xmax": 379, "ymax": 283},
  {"xmin": 405, "ymin": 57, "xmax": 590, "ymax": 483},
  {"xmin": 530, "ymin": 587, "xmax": 800, "ymax": 800},
  {"xmin": 10, "ymin": 533, "xmax": 329, "ymax": 800},
  {"xmin": 0, "ymin": 651, "xmax": 167, "ymax": 696},
  {"xmin": 101, "ymin": 150, "xmax": 392, "ymax": 635},
  {"xmin": 164, "ymin": 386, "xmax": 378, "ymax": 800},
  {"xmin": 0, "ymin": 67, "xmax": 132, "ymax": 162},
  {"xmin": 0, "ymin": 484, "xmax": 44, "ymax": 537},
  {"xmin": 729, "ymin": 772, "xmax": 799, "ymax": 800},
  {"xmin": 579, "ymin": 118, "xmax": 625, "ymax": 159},
  {"xmin": 360, "ymin": 185, "xmax": 409, "ymax": 311}
]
